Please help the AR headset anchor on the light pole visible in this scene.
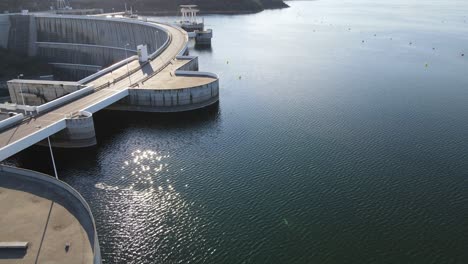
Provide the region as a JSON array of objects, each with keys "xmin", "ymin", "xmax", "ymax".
[
  {"xmin": 17, "ymin": 74, "xmax": 26, "ymax": 114},
  {"xmin": 124, "ymin": 43, "xmax": 132, "ymax": 85}
]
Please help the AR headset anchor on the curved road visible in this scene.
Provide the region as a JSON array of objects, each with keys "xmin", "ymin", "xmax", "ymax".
[{"xmin": 86, "ymin": 22, "xmax": 189, "ymax": 89}]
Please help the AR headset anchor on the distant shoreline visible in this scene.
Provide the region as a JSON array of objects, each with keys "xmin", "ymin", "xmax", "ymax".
[
  {"xmin": 1, "ymin": 0, "xmax": 289, "ymax": 16},
  {"xmin": 136, "ymin": 3, "xmax": 289, "ymax": 16},
  {"xmin": 133, "ymin": 4, "xmax": 289, "ymax": 16}
]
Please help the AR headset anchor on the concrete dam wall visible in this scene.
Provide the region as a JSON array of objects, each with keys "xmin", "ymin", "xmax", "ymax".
[
  {"xmin": 0, "ymin": 15, "xmax": 11, "ymax": 49},
  {"xmin": 2, "ymin": 14, "xmax": 169, "ymax": 80}
]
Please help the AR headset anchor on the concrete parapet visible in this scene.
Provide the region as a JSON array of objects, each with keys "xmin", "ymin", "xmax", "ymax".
[
  {"xmin": 35, "ymin": 86, "xmax": 94, "ymax": 114},
  {"xmin": 0, "ymin": 113, "xmax": 24, "ymax": 132},
  {"xmin": 110, "ymin": 80, "xmax": 219, "ymax": 112},
  {"xmin": 176, "ymin": 56, "xmax": 199, "ymax": 71},
  {"xmin": 175, "ymin": 71, "xmax": 218, "ymax": 79}
]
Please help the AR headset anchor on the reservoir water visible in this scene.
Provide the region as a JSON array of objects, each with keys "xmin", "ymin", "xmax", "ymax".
[{"xmin": 6, "ymin": 0, "xmax": 468, "ymax": 263}]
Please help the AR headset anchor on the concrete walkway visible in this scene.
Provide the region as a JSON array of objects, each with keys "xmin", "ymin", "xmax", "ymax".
[{"xmin": 140, "ymin": 59, "xmax": 216, "ymax": 90}]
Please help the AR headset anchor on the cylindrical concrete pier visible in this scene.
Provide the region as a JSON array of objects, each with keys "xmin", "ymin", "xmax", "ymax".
[{"xmin": 48, "ymin": 111, "xmax": 97, "ymax": 148}]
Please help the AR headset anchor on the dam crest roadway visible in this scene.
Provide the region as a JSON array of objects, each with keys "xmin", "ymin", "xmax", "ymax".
[{"xmin": 0, "ymin": 13, "xmax": 219, "ymax": 161}]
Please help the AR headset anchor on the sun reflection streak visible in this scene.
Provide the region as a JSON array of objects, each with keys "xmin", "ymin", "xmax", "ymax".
[
  {"xmin": 95, "ymin": 149, "xmax": 175, "ymax": 193},
  {"xmin": 118, "ymin": 149, "xmax": 173, "ymax": 189},
  {"xmin": 94, "ymin": 149, "xmax": 207, "ymax": 257}
]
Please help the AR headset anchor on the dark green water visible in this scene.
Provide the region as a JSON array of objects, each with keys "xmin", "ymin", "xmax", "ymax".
[{"xmin": 7, "ymin": 0, "xmax": 468, "ymax": 263}]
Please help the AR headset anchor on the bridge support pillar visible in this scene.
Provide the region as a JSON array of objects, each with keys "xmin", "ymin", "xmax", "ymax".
[{"xmin": 47, "ymin": 111, "xmax": 97, "ymax": 148}]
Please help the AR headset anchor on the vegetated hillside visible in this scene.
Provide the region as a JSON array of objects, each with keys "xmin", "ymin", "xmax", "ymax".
[{"xmin": 0, "ymin": 0, "xmax": 288, "ymax": 14}]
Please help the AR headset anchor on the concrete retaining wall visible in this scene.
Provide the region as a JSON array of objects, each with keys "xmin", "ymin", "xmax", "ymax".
[
  {"xmin": 112, "ymin": 80, "xmax": 219, "ymax": 112},
  {"xmin": 8, "ymin": 79, "xmax": 83, "ymax": 105},
  {"xmin": 176, "ymin": 56, "xmax": 199, "ymax": 71},
  {"xmin": 35, "ymin": 86, "xmax": 94, "ymax": 114}
]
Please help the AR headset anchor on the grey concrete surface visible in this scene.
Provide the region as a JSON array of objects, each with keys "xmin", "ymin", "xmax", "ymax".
[
  {"xmin": 7, "ymin": 80, "xmax": 82, "ymax": 105},
  {"xmin": 0, "ymin": 167, "xmax": 96, "ymax": 264},
  {"xmin": 32, "ymin": 15, "xmax": 167, "ymax": 73}
]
